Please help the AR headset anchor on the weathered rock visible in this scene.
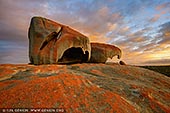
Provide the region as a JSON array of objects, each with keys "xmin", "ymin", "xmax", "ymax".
[
  {"xmin": 0, "ymin": 64, "xmax": 170, "ymax": 112},
  {"xmin": 120, "ymin": 60, "xmax": 126, "ymax": 65},
  {"xmin": 28, "ymin": 17, "xmax": 91, "ymax": 64},
  {"xmin": 89, "ymin": 43, "xmax": 122, "ymax": 63}
]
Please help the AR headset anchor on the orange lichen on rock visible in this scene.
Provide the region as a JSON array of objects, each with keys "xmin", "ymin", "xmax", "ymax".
[
  {"xmin": 0, "ymin": 64, "xmax": 170, "ymax": 112},
  {"xmin": 91, "ymin": 69, "xmax": 105, "ymax": 76},
  {"xmin": 0, "ymin": 73, "xmax": 137, "ymax": 112}
]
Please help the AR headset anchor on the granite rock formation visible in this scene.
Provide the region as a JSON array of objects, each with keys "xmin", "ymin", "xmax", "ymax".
[
  {"xmin": 89, "ymin": 43, "xmax": 121, "ymax": 63},
  {"xmin": 28, "ymin": 17, "xmax": 122, "ymax": 65},
  {"xmin": 0, "ymin": 64, "xmax": 170, "ymax": 112},
  {"xmin": 28, "ymin": 17, "xmax": 91, "ymax": 64}
]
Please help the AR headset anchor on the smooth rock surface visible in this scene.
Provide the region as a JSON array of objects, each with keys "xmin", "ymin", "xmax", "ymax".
[
  {"xmin": 89, "ymin": 43, "xmax": 122, "ymax": 63},
  {"xmin": 28, "ymin": 17, "xmax": 91, "ymax": 64},
  {"xmin": 0, "ymin": 64, "xmax": 169, "ymax": 113}
]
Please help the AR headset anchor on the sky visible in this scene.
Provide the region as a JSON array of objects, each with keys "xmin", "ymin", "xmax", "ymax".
[{"xmin": 0, "ymin": 0, "xmax": 170, "ymax": 65}]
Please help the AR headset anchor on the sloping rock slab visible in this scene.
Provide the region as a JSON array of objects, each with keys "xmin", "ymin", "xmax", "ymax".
[{"xmin": 0, "ymin": 64, "xmax": 170, "ymax": 113}]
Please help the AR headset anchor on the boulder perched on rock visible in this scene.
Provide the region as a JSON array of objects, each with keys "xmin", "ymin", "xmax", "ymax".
[
  {"xmin": 89, "ymin": 43, "xmax": 122, "ymax": 63},
  {"xmin": 119, "ymin": 60, "xmax": 126, "ymax": 65},
  {"xmin": 28, "ymin": 17, "xmax": 91, "ymax": 64},
  {"xmin": 28, "ymin": 16, "xmax": 123, "ymax": 65},
  {"xmin": 0, "ymin": 64, "xmax": 170, "ymax": 112}
]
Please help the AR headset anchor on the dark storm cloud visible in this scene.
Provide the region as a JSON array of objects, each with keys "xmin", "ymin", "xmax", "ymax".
[
  {"xmin": 0, "ymin": 41, "xmax": 28, "ymax": 64},
  {"xmin": 0, "ymin": 22, "xmax": 26, "ymax": 43},
  {"xmin": 158, "ymin": 22, "xmax": 170, "ymax": 44},
  {"xmin": 0, "ymin": 0, "xmax": 48, "ymax": 63},
  {"xmin": 159, "ymin": 21, "xmax": 170, "ymax": 34}
]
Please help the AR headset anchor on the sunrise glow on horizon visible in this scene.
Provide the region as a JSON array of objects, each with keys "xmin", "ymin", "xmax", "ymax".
[{"xmin": 0, "ymin": 0, "xmax": 170, "ymax": 65}]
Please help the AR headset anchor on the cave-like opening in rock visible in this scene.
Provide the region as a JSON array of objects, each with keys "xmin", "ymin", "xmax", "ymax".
[{"xmin": 58, "ymin": 47, "xmax": 89, "ymax": 64}]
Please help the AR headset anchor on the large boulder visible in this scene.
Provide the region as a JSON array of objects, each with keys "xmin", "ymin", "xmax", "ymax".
[
  {"xmin": 28, "ymin": 17, "xmax": 91, "ymax": 64},
  {"xmin": 89, "ymin": 43, "xmax": 122, "ymax": 63}
]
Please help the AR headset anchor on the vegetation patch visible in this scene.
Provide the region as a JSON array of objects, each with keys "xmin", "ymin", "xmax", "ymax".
[{"xmin": 140, "ymin": 66, "xmax": 170, "ymax": 77}]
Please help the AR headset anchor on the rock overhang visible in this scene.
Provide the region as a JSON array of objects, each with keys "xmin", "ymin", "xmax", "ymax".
[
  {"xmin": 28, "ymin": 16, "xmax": 122, "ymax": 65},
  {"xmin": 89, "ymin": 43, "xmax": 122, "ymax": 63},
  {"xmin": 28, "ymin": 16, "xmax": 91, "ymax": 64}
]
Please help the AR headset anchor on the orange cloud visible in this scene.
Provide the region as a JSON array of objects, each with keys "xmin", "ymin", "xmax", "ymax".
[
  {"xmin": 147, "ymin": 47, "xmax": 170, "ymax": 61},
  {"xmin": 149, "ymin": 14, "xmax": 161, "ymax": 23},
  {"xmin": 107, "ymin": 23, "xmax": 117, "ymax": 31},
  {"xmin": 88, "ymin": 35, "xmax": 111, "ymax": 43},
  {"xmin": 156, "ymin": 2, "xmax": 170, "ymax": 10},
  {"xmin": 111, "ymin": 13, "xmax": 122, "ymax": 22},
  {"xmin": 97, "ymin": 6, "xmax": 109, "ymax": 17}
]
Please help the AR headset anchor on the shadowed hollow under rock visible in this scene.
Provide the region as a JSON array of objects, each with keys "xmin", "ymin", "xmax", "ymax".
[{"xmin": 58, "ymin": 47, "xmax": 89, "ymax": 64}]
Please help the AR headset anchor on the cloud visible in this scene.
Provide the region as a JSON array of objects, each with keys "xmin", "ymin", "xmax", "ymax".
[
  {"xmin": 0, "ymin": 41, "xmax": 28, "ymax": 64},
  {"xmin": 148, "ymin": 1, "xmax": 170, "ymax": 23},
  {"xmin": 0, "ymin": 0, "xmax": 52, "ymax": 43},
  {"xmin": 149, "ymin": 14, "xmax": 161, "ymax": 23},
  {"xmin": 0, "ymin": 0, "xmax": 49, "ymax": 63},
  {"xmin": 158, "ymin": 22, "xmax": 170, "ymax": 44},
  {"xmin": 109, "ymin": 20, "xmax": 170, "ymax": 65},
  {"xmin": 0, "ymin": 0, "xmax": 170, "ymax": 65},
  {"xmin": 142, "ymin": 59, "xmax": 170, "ymax": 65},
  {"xmin": 156, "ymin": 1, "xmax": 170, "ymax": 11}
]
